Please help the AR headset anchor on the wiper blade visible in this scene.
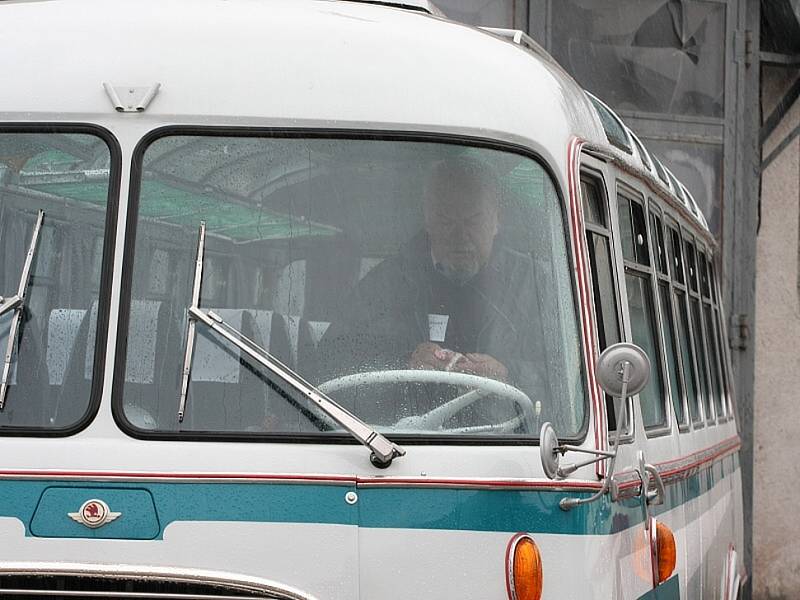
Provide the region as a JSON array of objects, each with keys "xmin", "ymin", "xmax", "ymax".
[
  {"xmin": 177, "ymin": 222, "xmax": 405, "ymax": 468},
  {"xmin": 0, "ymin": 210, "xmax": 44, "ymax": 410}
]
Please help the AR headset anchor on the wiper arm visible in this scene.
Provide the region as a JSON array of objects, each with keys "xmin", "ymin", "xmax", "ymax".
[
  {"xmin": 0, "ymin": 210, "xmax": 44, "ymax": 410},
  {"xmin": 177, "ymin": 222, "xmax": 406, "ymax": 468},
  {"xmin": 0, "ymin": 295, "xmax": 23, "ymax": 318}
]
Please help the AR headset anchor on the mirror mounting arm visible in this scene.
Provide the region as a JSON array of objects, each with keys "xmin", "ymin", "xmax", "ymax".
[
  {"xmin": 558, "ymin": 360, "xmax": 631, "ymax": 511},
  {"xmin": 539, "ymin": 343, "xmax": 651, "ymax": 511},
  {"xmin": 558, "ymin": 445, "xmax": 617, "ymax": 458}
]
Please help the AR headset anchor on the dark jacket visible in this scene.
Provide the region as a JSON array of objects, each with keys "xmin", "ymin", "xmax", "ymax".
[{"xmin": 315, "ymin": 234, "xmax": 548, "ymax": 402}]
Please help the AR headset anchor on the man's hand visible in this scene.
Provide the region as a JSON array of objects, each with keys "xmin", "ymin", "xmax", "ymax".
[
  {"xmin": 454, "ymin": 353, "xmax": 508, "ymax": 382},
  {"xmin": 409, "ymin": 343, "xmax": 508, "ymax": 382},
  {"xmin": 408, "ymin": 342, "xmax": 449, "ymax": 370}
]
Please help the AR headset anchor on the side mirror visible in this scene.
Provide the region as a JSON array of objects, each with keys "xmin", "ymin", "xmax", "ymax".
[
  {"xmin": 539, "ymin": 422, "xmax": 561, "ymax": 480},
  {"xmin": 540, "ymin": 342, "xmax": 651, "ymax": 511},
  {"xmin": 595, "ymin": 342, "xmax": 650, "ymax": 399}
]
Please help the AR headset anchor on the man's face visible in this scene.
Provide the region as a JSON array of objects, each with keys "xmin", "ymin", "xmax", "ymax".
[{"xmin": 424, "ymin": 184, "xmax": 499, "ymax": 284}]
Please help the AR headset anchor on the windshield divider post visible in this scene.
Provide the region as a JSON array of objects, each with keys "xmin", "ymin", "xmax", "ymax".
[
  {"xmin": 177, "ymin": 221, "xmax": 206, "ymax": 423},
  {"xmin": 0, "ymin": 210, "xmax": 44, "ymax": 411}
]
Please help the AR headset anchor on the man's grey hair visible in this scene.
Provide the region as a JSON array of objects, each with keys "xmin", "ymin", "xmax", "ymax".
[{"xmin": 424, "ymin": 156, "xmax": 501, "ymax": 209}]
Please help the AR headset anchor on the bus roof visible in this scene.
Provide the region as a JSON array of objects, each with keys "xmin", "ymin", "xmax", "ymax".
[
  {"xmin": 0, "ymin": 0, "xmax": 709, "ymax": 234},
  {"xmin": 343, "ymin": 0, "xmax": 446, "ymax": 16}
]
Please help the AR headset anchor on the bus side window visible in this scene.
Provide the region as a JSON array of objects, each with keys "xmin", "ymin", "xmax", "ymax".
[
  {"xmin": 700, "ymin": 249, "xmax": 726, "ymax": 421},
  {"xmin": 649, "ymin": 207, "xmax": 687, "ymax": 428},
  {"xmin": 710, "ymin": 262, "xmax": 732, "ymax": 417},
  {"xmin": 667, "ymin": 222, "xmax": 702, "ymax": 426},
  {"xmin": 618, "ymin": 189, "xmax": 667, "ymax": 430},
  {"xmin": 580, "ymin": 173, "xmax": 622, "ymax": 430},
  {"xmin": 684, "ymin": 234, "xmax": 714, "ymax": 422},
  {"xmin": 708, "ymin": 259, "xmax": 733, "ymax": 418}
]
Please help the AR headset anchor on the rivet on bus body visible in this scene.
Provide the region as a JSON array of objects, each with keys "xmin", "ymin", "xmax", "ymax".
[
  {"xmin": 505, "ymin": 533, "xmax": 543, "ymax": 600},
  {"xmin": 345, "ymin": 491, "xmax": 358, "ymax": 505}
]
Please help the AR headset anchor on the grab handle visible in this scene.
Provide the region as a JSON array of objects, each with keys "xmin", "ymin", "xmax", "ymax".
[{"xmin": 643, "ymin": 463, "xmax": 665, "ymax": 506}]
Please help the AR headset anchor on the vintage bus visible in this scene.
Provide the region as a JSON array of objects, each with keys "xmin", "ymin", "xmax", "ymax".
[{"xmin": 0, "ymin": 0, "xmax": 743, "ymax": 598}]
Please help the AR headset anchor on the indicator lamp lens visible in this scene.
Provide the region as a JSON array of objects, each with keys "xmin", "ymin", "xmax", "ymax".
[
  {"xmin": 656, "ymin": 521, "xmax": 677, "ymax": 584},
  {"xmin": 507, "ymin": 534, "xmax": 543, "ymax": 600}
]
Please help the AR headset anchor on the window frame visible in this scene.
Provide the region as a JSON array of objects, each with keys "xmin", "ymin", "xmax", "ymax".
[
  {"xmin": 648, "ymin": 203, "xmax": 691, "ymax": 432},
  {"xmin": 683, "ymin": 230, "xmax": 716, "ymax": 425},
  {"xmin": 113, "ymin": 125, "xmax": 591, "ymax": 446},
  {"xmin": 709, "ymin": 261, "xmax": 734, "ymax": 420},
  {"xmin": 579, "ymin": 166, "xmax": 633, "ymax": 441},
  {"xmin": 0, "ymin": 123, "xmax": 122, "ymax": 437},
  {"xmin": 698, "ymin": 245, "xmax": 729, "ymax": 423},
  {"xmin": 663, "ymin": 216, "xmax": 704, "ymax": 432},
  {"xmin": 616, "ymin": 181, "xmax": 671, "ymax": 435}
]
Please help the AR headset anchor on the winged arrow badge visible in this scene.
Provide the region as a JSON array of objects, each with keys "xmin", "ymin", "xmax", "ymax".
[{"xmin": 68, "ymin": 499, "xmax": 122, "ymax": 529}]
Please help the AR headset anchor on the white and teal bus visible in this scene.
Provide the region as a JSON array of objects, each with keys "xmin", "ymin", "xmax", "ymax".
[{"xmin": 0, "ymin": 0, "xmax": 743, "ymax": 598}]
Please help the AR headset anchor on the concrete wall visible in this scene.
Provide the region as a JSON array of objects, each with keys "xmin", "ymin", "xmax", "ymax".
[{"xmin": 753, "ymin": 71, "xmax": 800, "ymax": 600}]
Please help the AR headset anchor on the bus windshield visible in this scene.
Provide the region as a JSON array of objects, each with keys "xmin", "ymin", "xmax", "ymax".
[
  {"xmin": 120, "ymin": 134, "xmax": 586, "ymax": 439},
  {"xmin": 0, "ymin": 131, "xmax": 113, "ymax": 431}
]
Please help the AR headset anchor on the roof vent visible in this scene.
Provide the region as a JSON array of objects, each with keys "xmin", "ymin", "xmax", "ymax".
[{"xmin": 103, "ymin": 83, "xmax": 161, "ymax": 113}]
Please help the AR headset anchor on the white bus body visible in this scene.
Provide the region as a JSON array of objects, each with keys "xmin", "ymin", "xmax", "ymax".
[{"xmin": 0, "ymin": 1, "xmax": 743, "ymax": 598}]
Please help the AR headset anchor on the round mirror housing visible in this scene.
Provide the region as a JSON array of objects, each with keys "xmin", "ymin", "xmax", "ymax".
[
  {"xmin": 595, "ymin": 342, "xmax": 651, "ymax": 398},
  {"xmin": 539, "ymin": 422, "xmax": 560, "ymax": 480}
]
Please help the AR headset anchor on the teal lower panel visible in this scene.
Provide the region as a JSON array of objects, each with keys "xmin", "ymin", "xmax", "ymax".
[
  {"xmin": 31, "ymin": 487, "xmax": 160, "ymax": 539},
  {"xmin": 637, "ymin": 575, "xmax": 680, "ymax": 599},
  {"xmin": 0, "ymin": 480, "xmax": 357, "ymax": 540},
  {"xmin": 0, "ymin": 452, "xmax": 740, "ymax": 539},
  {"xmin": 357, "ymin": 486, "xmax": 646, "ymax": 534}
]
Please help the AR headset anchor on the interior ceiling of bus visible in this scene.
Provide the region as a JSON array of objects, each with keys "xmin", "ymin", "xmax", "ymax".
[
  {"xmin": 0, "ymin": 123, "xmax": 709, "ymax": 245},
  {"xmin": 0, "ymin": 63, "xmax": 708, "ymax": 243}
]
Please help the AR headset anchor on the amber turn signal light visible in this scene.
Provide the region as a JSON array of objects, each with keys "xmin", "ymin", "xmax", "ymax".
[
  {"xmin": 506, "ymin": 533, "xmax": 543, "ymax": 600},
  {"xmin": 650, "ymin": 520, "xmax": 677, "ymax": 585}
]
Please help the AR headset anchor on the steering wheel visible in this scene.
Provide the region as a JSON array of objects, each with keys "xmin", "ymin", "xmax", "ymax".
[{"xmin": 317, "ymin": 369, "xmax": 537, "ymax": 433}]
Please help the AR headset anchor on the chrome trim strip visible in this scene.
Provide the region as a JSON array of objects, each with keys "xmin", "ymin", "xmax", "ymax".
[
  {"xmin": 614, "ymin": 435, "xmax": 741, "ymax": 491},
  {"xmin": 0, "ymin": 470, "xmax": 602, "ymax": 490},
  {"xmin": 0, "ymin": 437, "xmax": 740, "ymax": 490},
  {"xmin": 0, "ymin": 591, "xmax": 272, "ymax": 599},
  {"xmin": 0, "ymin": 563, "xmax": 317, "ymax": 600},
  {"xmin": 0, "ymin": 471, "xmax": 357, "ymax": 484}
]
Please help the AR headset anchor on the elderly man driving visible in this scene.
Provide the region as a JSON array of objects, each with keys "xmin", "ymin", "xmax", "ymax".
[{"xmin": 315, "ymin": 156, "xmax": 546, "ymax": 408}]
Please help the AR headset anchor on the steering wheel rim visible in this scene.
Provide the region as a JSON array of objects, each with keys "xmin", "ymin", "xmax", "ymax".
[{"xmin": 318, "ymin": 369, "xmax": 536, "ymax": 433}]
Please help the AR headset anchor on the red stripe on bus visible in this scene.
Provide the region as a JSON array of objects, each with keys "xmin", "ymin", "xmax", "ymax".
[{"xmin": 567, "ymin": 137, "xmax": 606, "ymax": 470}]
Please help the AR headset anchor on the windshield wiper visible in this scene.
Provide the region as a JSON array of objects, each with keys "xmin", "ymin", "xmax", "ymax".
[
  {"xmin": 0, "ymin": 210, "xmax": 44, "ymax": 410},
  {"xmin": 177, "ymin": 222, "xmax": 406, "ymax": 468}
]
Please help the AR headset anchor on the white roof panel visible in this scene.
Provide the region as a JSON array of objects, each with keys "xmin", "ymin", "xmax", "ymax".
[{"xmin": 0, "ymin": 0, "xmax": 606, "ymax": 179}]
